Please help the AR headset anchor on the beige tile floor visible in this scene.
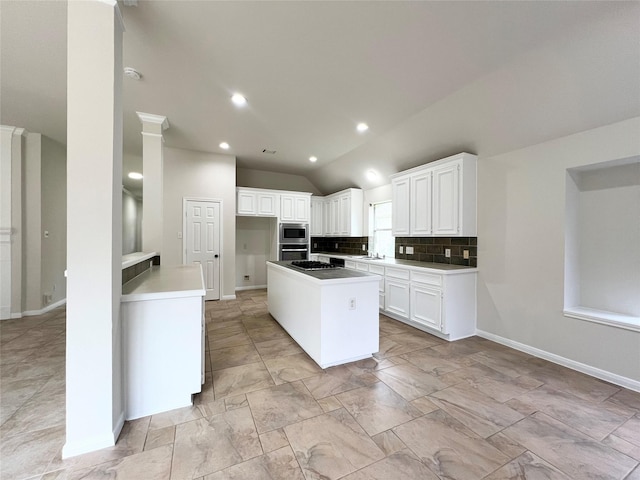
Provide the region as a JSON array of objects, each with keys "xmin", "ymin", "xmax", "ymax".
[{"xmin": 1, "ymin": 289, "xmax": 639, "ymax": 479}]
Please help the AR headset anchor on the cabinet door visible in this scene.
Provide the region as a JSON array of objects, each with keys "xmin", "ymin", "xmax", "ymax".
[
  {"xmin": 410, "ymin": 171, "xmax": 432, "ymax": 235},
  {"xmin": 331, "ymin": 198, "xmax": 341, "ymax": 235},
  {"xmin": 257, "ymin": 193, "xmax": 278, "ymax": 216},
  {"xmin": 294, "ymin": 196, "xmax": 310, "ymax": 223},
  {"xmin": 339, "ymin": 194, "xmax": 351, "ymax": 235},
  {"xmin": 310, "ymin": 199, "xmax": 324, "ymax": 236},
  {"xmin": 432, "ymin": 163, "xmax": 460, "ymax": 235},
  {"xmin": 280, "ymin": 195, "xmax": 295, "ymax": 221},
  {"xmin": 385, "ymin": 279, "xmax": 410, "ymax": 319},
  {"xmin": 323, "ymin": 200, "xmax": 332, "ymax": 235},
  {"xmin": 392, "ymin": 178, "xmax": 410, "ymax": 236},
  {"xmin": 345, "ymin": 260, "xmax": 356, "ymax": 269},
  {"xmin": 237, "ymin": 190, "xmax": 258, "ymax": 215},
  {"xmin": 410, "ymin": 284, "xmax": 442, "ymax": 330}
]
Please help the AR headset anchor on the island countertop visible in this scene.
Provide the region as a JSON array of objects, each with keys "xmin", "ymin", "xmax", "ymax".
[
  {"xmin": 311, "ymin": 253, "xmax": 477, "ymax": 274},
  {"xmin": 121, "ymin": 265, "xmax": 205, "ymax": 302},
  {"xmin": 268, "ymin": 261, "xmax": 379, "ymax": 283}
]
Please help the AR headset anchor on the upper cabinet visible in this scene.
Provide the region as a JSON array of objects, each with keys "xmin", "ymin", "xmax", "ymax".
[
  {"xmin": 280, "ymin": 193, "xmax": 310, "ymax": 223},
  {"xmin": 236, "ymin": 187, "xmax": 310, "ymax": 222},
  {"xmin": 312, "ymin": 188, "xmax": 364, "ymax": 237},
  {"xmin": 310, "ymin": 198, "xmax": 324, "ymax": 236},
  {"xmin": 391, "ymin": 153, "xmax": 477, "ymax": 237}
]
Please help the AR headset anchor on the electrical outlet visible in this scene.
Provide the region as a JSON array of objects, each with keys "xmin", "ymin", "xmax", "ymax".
[
  {"xmin": 362, "ymin": 244, "xmax": 366, "ymax": 251},
  {"xmin": 445, "ymin": 248, "xmax": 451, "ymax": 258},
  {"xmin": 463, "ymin": 249, "xmax": 469, "ymax": 259},
  {"xmin": 177, "ymin": 231, "xmax": 183, "ymax": 239},
  {"xmin": 244, "ymin": 275, "xmax": 250, "ymax": 280},
  {"xmin": 314, "ymin": 243, "xmax": 317, "ymax": 249},
  {"xmin": 406, "ymin": 246, "xmax": 414, "ymax": 255},
  {"xmin": 335, "ymin": 243, "xmax": 338, "ymax": 249},
  {"xmin": 349, "ymin": 298, "xmax": 356, "ymax": 310},
  {"xmin": 43, "ymin": 230, "xmax": 49, "ymax": 238},
  {"xmin": 399, "ymin": 246, "xmax": 404, "ymax": 254}
]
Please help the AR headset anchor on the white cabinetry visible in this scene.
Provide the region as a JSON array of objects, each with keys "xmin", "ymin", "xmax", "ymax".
[
  {"xmin": 325, "ymin": 188, "xmax": 364, "ymax": 237},
  {"xmin": 384, "ymin": 267, "xmax": 410, "ymax": 320},
  {"xmin": 310, "ymin": 197, "xmax": 324, "ymax": 236},
  {"xmin": 391, "ymin": 153, "xmax": 477, "ymax": 237},
  {"xmin": 236, "ymin": 187, "xmax": 310, "ymax": 221},
  {"xmin": 410, "ymin": 271, "xmax": 443, "ymax": 330},
  {"xmin": 281, "ymin": 193, "xmax": 310, "ymax": 223},
  {"xmin": 392, "ymin": 177, "xmax": 410, "ymax": 235}
]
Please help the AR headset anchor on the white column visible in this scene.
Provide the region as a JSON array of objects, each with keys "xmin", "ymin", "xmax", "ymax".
[
  {"xmin": 0, "ymin": 126, "xmax": 15, "ymax": 319},
  {"xmin": 24, "ymin": 133, "xmax": 42, "ymax": 313},
  {"xmin": 137, "ymin": 112, "xmax": 168, "ymax": 255},
  {"xmin": 64, "ymin": 0, "xmax": 124, "ymax": 458}
]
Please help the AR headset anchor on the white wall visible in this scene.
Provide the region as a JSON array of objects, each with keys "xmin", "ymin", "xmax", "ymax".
[
  {"xmin": 23, "ymin": 133, "xmax": 42, "ymax": 312},
  {"xmin": 41, "ymin": 136, "xmax": 67, "ymax": 307},
  {"xmin": 575, "ymin": 164, "xmax": 639, "ymax": 316},
  {"xmin": 163, "ymin": 147, "xmax": 236, "ymax": 299},
  {"xmin": 235, "ymin": 216, "xmax": 273, "ymax": 289},
  {"xmin": 237, "ymin": 167, "xmax": 322, "ymax": 195},
  {"xmin": 122, "ymin": 189, "xmax": 141, "ymax": 255},
  {"xmin": 477, "ymin": 116, "xmax": 640, "ymax": 384}
]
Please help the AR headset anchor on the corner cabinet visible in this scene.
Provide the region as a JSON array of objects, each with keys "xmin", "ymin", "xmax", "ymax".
[
  {"xmin": 310, "ymin": 197, "xmax": 324, "ymax": 236},
  {"xmin": 322, "ymin": 188, "xmax": 364, "ymax": 237},
  {"xmin": 391, "ymin": 153, "xmax": 477, "ymax": 237}
]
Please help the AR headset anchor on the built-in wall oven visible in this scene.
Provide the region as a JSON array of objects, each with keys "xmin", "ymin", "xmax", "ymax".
[{"xmin": 278, "ymin": 223, "xmax": 309, "ymax": 261}]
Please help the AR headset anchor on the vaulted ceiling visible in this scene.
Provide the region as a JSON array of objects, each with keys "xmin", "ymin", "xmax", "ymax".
[{"xmin": 2, "ymin": 1, "xmax": 639, "ymax": 195}]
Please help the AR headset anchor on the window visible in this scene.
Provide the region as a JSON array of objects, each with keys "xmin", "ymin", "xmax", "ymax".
[{"xmin": 371, "ymin": 201, "xmax": 394, "ymax": 258}]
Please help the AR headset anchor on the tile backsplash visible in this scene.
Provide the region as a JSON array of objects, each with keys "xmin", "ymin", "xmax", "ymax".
[
  {"xmin": 311, "ymin": 237, "xmax": 369, "ymax": 256},
  {"xmin": 395, "ymin": 237, "xmax": 477, "ymax": 267}
]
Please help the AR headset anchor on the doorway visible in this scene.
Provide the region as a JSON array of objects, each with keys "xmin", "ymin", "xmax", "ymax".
[{"xmin": 183, "ymin": 199, "xmax": 221, "ymax": 301}]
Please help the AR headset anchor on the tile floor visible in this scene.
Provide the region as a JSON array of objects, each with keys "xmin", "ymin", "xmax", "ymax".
[{"xmin": 1, "ymin": 289, "xmax": 639, "ymax": 479}]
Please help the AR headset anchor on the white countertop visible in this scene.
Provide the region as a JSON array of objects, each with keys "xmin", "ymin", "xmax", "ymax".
[
  {"xmin": 122, "ymin": 251, "xmax": 158, "ymax": 269},
  {"xmin": 312, "ymin": 253, "xmax": 477, "ymax": 275},
  {"xmin": 122, "ymin": 265, "xmax": 205, "ymax": 302}
]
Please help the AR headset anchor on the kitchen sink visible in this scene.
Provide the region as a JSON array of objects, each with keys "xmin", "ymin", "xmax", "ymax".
[{"xmin": 353, "ymin": 255, "xmax": 384, "ymax": 260}]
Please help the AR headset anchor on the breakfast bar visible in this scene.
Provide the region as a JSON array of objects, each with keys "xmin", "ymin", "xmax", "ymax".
[{"xmin": 267, "ymin": 261, "xmax": 380, "ymax": 368}]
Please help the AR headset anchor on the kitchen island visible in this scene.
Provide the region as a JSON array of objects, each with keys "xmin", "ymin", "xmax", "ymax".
[
  {"xmin": 267, "ymin": 261, "xmax": 380, "ymax": 368},
  {"xmin": 121, "ymin": 264, "xmax": 205, "ymax": 419}
]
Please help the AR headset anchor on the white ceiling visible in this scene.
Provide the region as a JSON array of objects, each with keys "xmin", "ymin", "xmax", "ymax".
[{"xmin": 2, "ymin": 1, "xmax": 639, "ymax": 195}]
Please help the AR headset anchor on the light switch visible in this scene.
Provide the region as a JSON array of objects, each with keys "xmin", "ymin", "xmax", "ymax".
[
  {"xmin": 43, "ymin": 230, "xmax": 49, "ymax": 238},
  {"xmin": 399, "ymin": 246, "xmax": 404, "ymax": 254},
  {"xmin": 406, "ymin": 246, "xmax": 414, "ymax": 255}
]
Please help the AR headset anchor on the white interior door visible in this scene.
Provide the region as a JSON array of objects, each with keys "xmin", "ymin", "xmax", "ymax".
[{"xmin": 185, "ymin": 200, "xmax": 220, "ymax": 301}]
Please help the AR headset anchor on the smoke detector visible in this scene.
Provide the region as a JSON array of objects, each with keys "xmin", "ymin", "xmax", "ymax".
[{"xmin": 124, "ymin": 67, "xmax": 142, "ymax": 80}]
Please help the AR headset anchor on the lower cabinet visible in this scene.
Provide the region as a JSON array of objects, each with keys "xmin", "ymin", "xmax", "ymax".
[
  {"xmin": 384, "ymin": 279, "xmax": 410, "ymax": 320},
  {"xmin": 410, "ymin": 284, "xmax": 442, "ymax": 330}
]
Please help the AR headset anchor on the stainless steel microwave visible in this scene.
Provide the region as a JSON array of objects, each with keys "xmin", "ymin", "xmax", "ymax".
[{"xmin": 279, "ymin": 223, "xmax": 309, "ymax": 244}]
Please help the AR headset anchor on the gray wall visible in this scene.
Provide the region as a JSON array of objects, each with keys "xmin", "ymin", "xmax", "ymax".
[
  {"xmin": 477, "ymin": 116, "xmax": 640, "ymax": 383},
  {"xmin": 163, "ymin": 147, "xmax": 236, "ymax": 299},
  {"xmin": 237, "ymin": 167, "xmax": 322, "ymax": 195},
  {"xmin": 122, "ymin": 189, "xmax": 141, "ymax": 255},
  {"xmin": 41, "ymin": 136, "xmax": 67, "ymax": 307}
]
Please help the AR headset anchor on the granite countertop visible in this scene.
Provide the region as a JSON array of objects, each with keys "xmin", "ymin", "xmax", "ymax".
[
  {"xmin": 122, "ymin": 251, "xmax": 158, "ymax": 269},
  {"xmin": 122, "ymin": 265, "xmax": 205, "ymax": 302},
  {"xmin": 311, "ymin": 252, "xmax": 477, "ymax": 273},
  {"xmin": 268, "ymin": 261, "xmax": 379, "ymax": 282}
]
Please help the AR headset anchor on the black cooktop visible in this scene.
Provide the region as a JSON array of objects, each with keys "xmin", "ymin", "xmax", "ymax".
[{"xmin": 290, "ymin": 260, "xmax": 337, "ymax": 271}]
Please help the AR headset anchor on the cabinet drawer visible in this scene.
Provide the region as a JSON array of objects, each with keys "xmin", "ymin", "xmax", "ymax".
[
  {"xmin": 356, "ymin": 262, "xmax": 369, "ymax": 272},
  {"xmin": 385, "ymin": 267, "xmax": 410, "ymax": 280},
  {"xmin": 345, "ymin": 260, "xmax": 356, "ymax": 269},
  {"xmin": 410, "ymin": 270, "xmax": 442, "ymax": 287},
  {"xmin": 368, "ymin": 264, "xmax": 385, "ymax": 276}
]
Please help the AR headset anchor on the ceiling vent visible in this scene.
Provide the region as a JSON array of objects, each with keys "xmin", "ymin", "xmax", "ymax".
[{"xmin": 262, "ymin": 149, "xmax": 276, "ymax": 155}]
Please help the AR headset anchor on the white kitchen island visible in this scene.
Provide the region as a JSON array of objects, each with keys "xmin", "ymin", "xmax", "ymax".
[
  {"xmin": 121, "ymin": 265, "xmax": 205, "ymax": 420},
  {"xmin": 267, "ymin": 261, "xmax": 380, "ymax": 368}
]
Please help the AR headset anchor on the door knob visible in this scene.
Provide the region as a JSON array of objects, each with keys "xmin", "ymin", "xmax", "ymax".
[{"xmin": 214, "ymin": 254, "xmax": 219, "ymax": 258}]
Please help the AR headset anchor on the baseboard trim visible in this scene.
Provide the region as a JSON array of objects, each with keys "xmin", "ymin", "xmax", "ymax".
[
  {"xmin": 113, "ymin": 410, "xmax": 125, "ymax": 443},
  {"xmin": 21, "ymin": 298, "xmax": 67, "ymax": 318},
  {"xmin": 475, "ymin": 329, "xmax": 640, "ymax": 393},
  {"xmin": 62, "ymin": 431, "xmax": 116, "ymax": 459},
  {"xmin": 235, "ymin": 285, "xmax": 267, "ymax": 292},
  {"xmin": 221, "ymin": 294, "xmax": 237, "ymax": 301}
]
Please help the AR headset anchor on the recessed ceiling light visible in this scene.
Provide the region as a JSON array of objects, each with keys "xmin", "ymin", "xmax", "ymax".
[
  {"xmin": 128, "ymin": 172, "xmax": 143, "ymax": 180},
  {"xmin": 356, "ymin": 122, "xmax": 369, "ymax": 133},
  {"xmin": 366, "ymin": 169, "xmax": 378, "ymax": 181},
  {"xmin": 231, "ymin": 93, "xmax": 247, "ymax": 106},
  {"xmin": 219, "ymin": 142, "xmax": 230, "ymax": 150},
  {"xmin": 309, "ymin": 156, "xmax": 318, "ymax": 163},
  {"xmin": 123, "ymin": 67, "xmax": 142, "ymax": 80}
]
